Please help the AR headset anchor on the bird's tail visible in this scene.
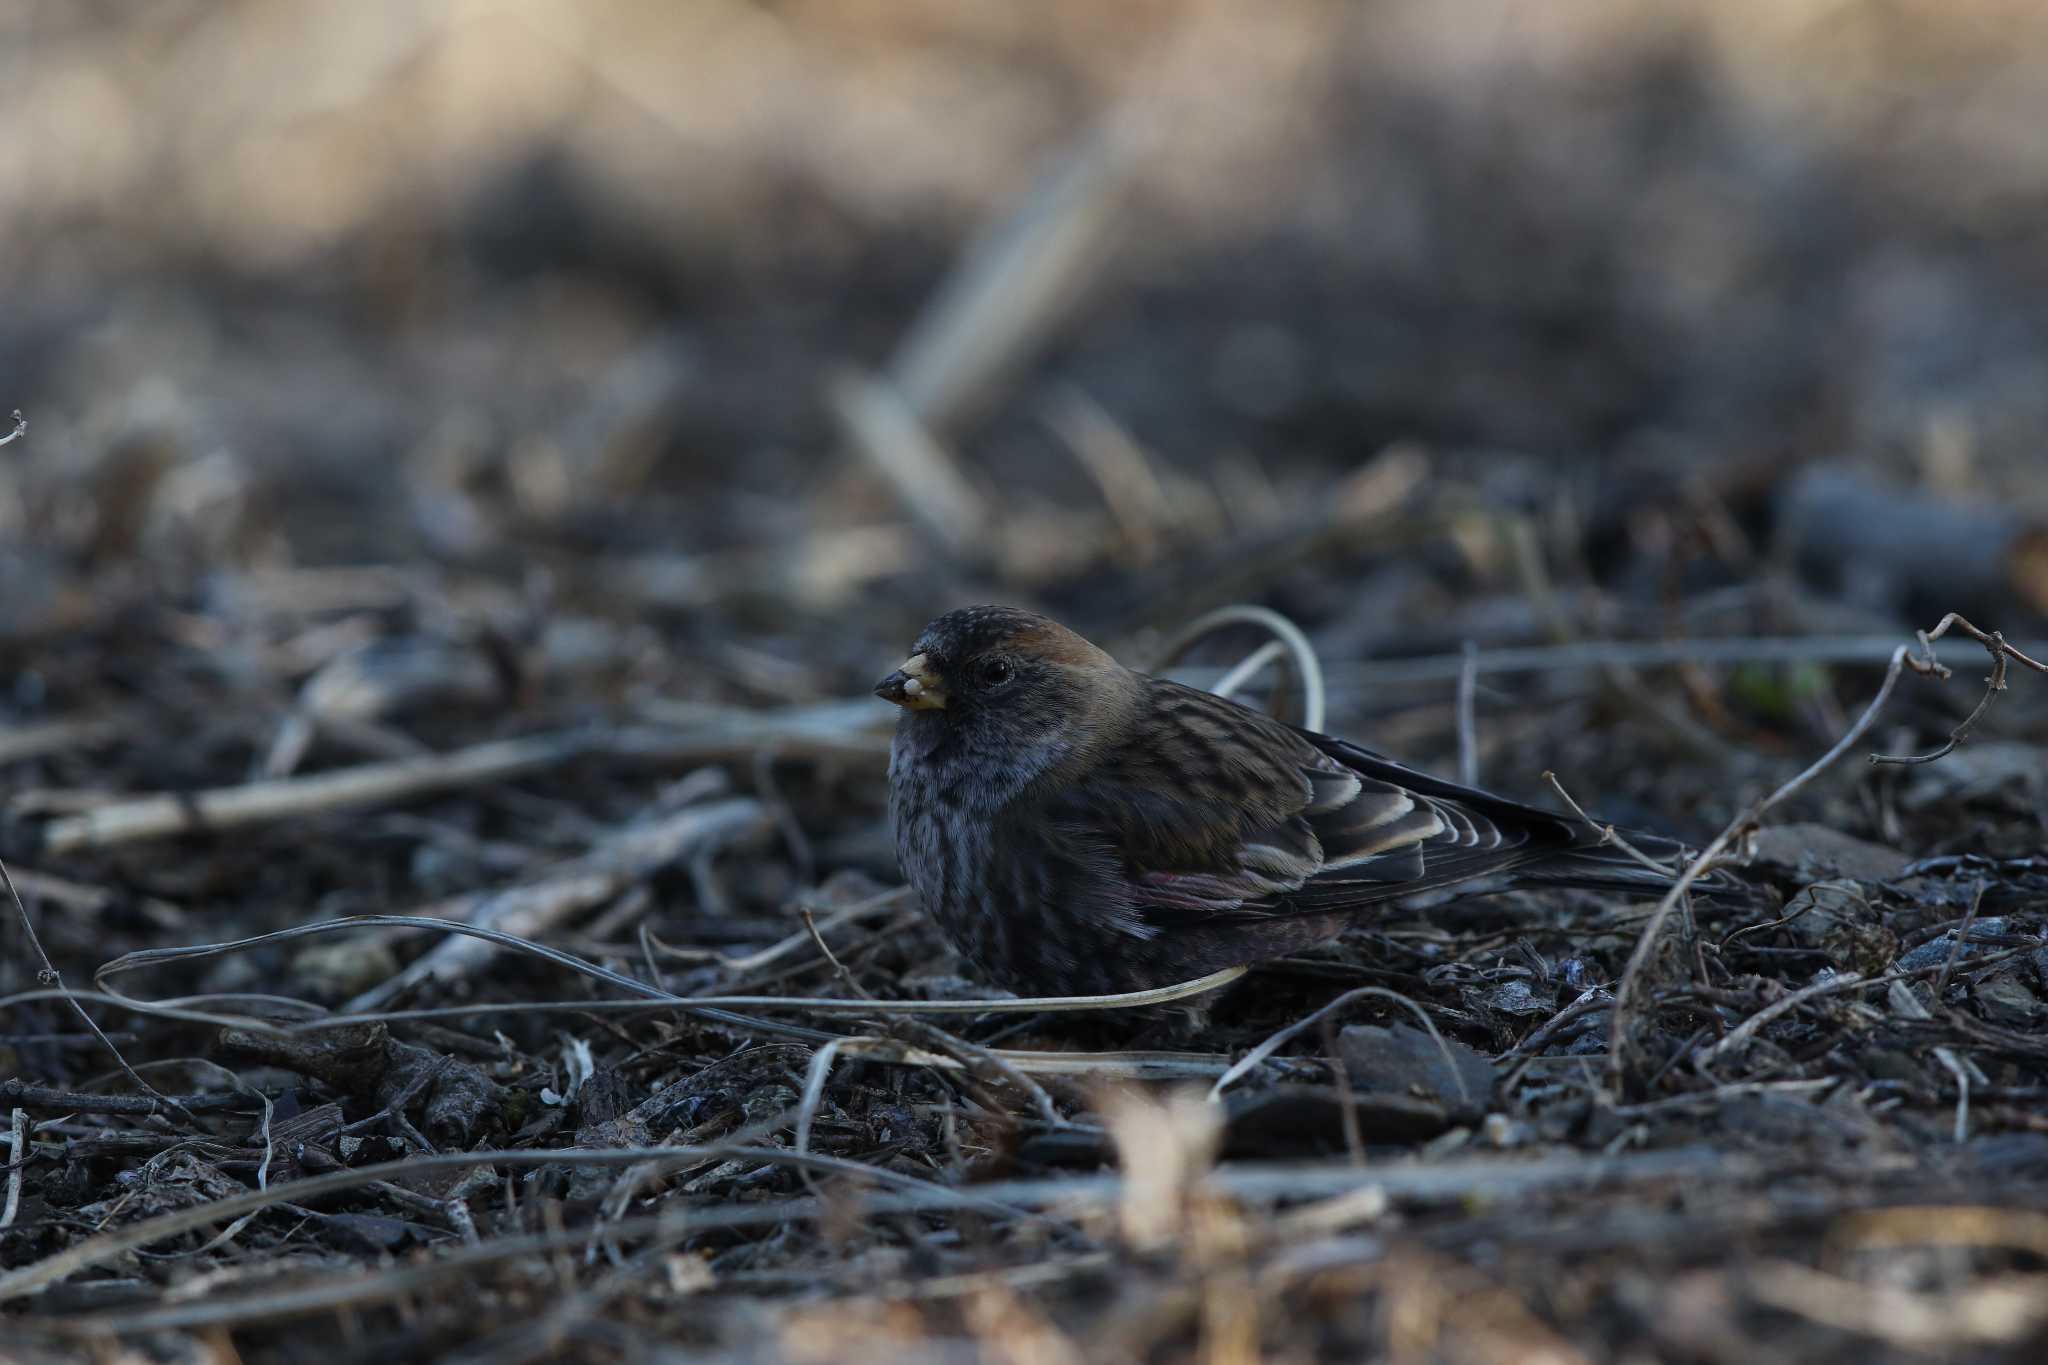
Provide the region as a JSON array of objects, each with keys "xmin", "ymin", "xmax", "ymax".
[
  {"xmin": 1300, "ymin": 732, "xmax": 1750, "ymax": 903},
  {"xmin": 1512, "ymin": 827, "xmax": 1746, "ymax": 899}
]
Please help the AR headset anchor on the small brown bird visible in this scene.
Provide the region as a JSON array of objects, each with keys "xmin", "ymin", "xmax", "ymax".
[{"xmin": 878, "ymin": 606, "xmax": 1722, "ymax": 996}]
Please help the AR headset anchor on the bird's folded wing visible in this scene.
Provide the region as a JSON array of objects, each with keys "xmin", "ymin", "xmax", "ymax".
[
  {"xmin": 1043, "ymin": 681, "xmax": 1586, "ymax": 926},
  {"xmin": 1039, "ymin": 680, "xmax": 1730, "ymax": 936}
]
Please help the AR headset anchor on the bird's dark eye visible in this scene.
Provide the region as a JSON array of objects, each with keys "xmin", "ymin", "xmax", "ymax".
[{"xmin": 979, "ymin": 657, "xmax": 1015, "ymax": 688}]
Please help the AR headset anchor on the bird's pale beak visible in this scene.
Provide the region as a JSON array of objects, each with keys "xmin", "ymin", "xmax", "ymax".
[{"xmin": 875, "ymin": 652, "xmax": 946, "ymax": 710}]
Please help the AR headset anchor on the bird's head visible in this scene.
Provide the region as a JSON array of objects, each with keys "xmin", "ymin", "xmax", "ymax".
[{"xmin": 876, "ymin": 606, "xmax": 1134, "ymax": 790}]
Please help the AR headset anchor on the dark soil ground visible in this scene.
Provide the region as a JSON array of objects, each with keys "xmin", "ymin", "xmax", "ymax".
[{"xmin": 4, "ymin": 3, "xmax": 2048, "ymax": 1361}]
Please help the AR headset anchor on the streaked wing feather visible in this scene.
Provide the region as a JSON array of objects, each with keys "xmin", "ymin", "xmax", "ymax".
[
  {"xmin": 1051, "ymin": 681, "xmax": 1629, "ymax": 936},
  {"xmin": 1048, "ymin": 681, "xmax": 1344, "ymax": 921}
]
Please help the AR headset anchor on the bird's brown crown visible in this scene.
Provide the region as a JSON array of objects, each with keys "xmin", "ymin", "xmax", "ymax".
[{"xmin": 908, "ymin": 605, "xmax": 1108, "ymax": 671}]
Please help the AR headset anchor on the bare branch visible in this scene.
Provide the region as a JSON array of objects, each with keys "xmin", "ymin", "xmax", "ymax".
[
  {"xmin": 1871, "ymin": 613, "xmax": 2048, "ymax": 765},
  {"xmin": 1608, "ymin": 642, "xmax": 1913, "ymax": 1092},
  {"xmin": 0, "ymin": 1107, "xmax": 25, "ymax": 1230},
  {"xmin": 2, "ymin": 855, "xmax": 186, "ymax": 1117},
  {"xmin": 1456, "ymin": 639, "xmax": 1480, "ymax": 787}
]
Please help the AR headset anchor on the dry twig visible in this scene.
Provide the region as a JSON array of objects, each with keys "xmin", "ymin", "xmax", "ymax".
[
  {"xmin": 1869, "ymin": 613, "xmax": 2048, "ymax": 765},
  {"xmin": 1455, "ymin": 639, "xmax": 1480, "ymax": 787},
  {"xmin": 3, "ymin": 855, "xmax": 182, "ymax": 1117},
  {"xmin": 1606, "ymin": 639, "xmax": 1914, "ymax": 1091},
  {"xmin": 0, "ymin": 1106, "xmax": 26, "ymax": 1230}
]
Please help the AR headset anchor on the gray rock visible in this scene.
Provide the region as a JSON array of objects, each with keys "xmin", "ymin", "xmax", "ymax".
[
  {"xmin": 1476, "ymin": 979, "xmax": 1552, "ymax": 1017},
  {"xmin": 1974, "ymin": 970, "xmax": 2042, "ymax": 1025},
  {"xmin": 1748, "ymin": 824, "xmax": 1913, "ymax": 883},
  {"xmin": 1896, "ymin": 918, "xmax": 2008, "ymax": 973},
  {"xmin": 1338, "ymin": 1023, "xmax": 1497, "ymax": 1121}
]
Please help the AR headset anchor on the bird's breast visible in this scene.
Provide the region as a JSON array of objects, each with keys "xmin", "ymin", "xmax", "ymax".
[{"xmin": 888, "ymin": 742, "xmax": 1068, "ymax": 971}]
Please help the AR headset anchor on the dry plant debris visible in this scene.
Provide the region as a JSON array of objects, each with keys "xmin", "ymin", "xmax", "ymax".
[
  {"xmin": 3, "ymin": 592, "xmax": 2045, "ymax": 1362},
  {"xmin": 8, "ymin": 5, "xmax": 2048, "ymax": 1361}
]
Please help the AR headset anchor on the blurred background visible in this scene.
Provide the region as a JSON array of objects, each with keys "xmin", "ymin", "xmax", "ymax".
[
  {"xmin": 8, "ymin": 9, "xmax": 2048, "ymax": 1357},
  {"xmin": 3, "ymin": 0, "xmax": 2047, "ymax": 831}
]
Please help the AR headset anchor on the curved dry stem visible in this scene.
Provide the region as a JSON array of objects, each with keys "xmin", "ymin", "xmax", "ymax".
[
  {"xmin": 1208, "ymin": 984, "xmax": 1470, "ymax": 1108},
  {"xmin": 1210, "ymin": 639, "xmax": 1288, "ymax": 702},
  {"xmin": 1151, "ymin": 603, "xmax": 1327, "ymax": 733},
  {"xmin": 0, "ymin": 988, "xmax": 1238, "ymax": 1084},
  {"xmin": 84, "ymin": 914, "xmax": 1245, "ymax": 1039}
]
